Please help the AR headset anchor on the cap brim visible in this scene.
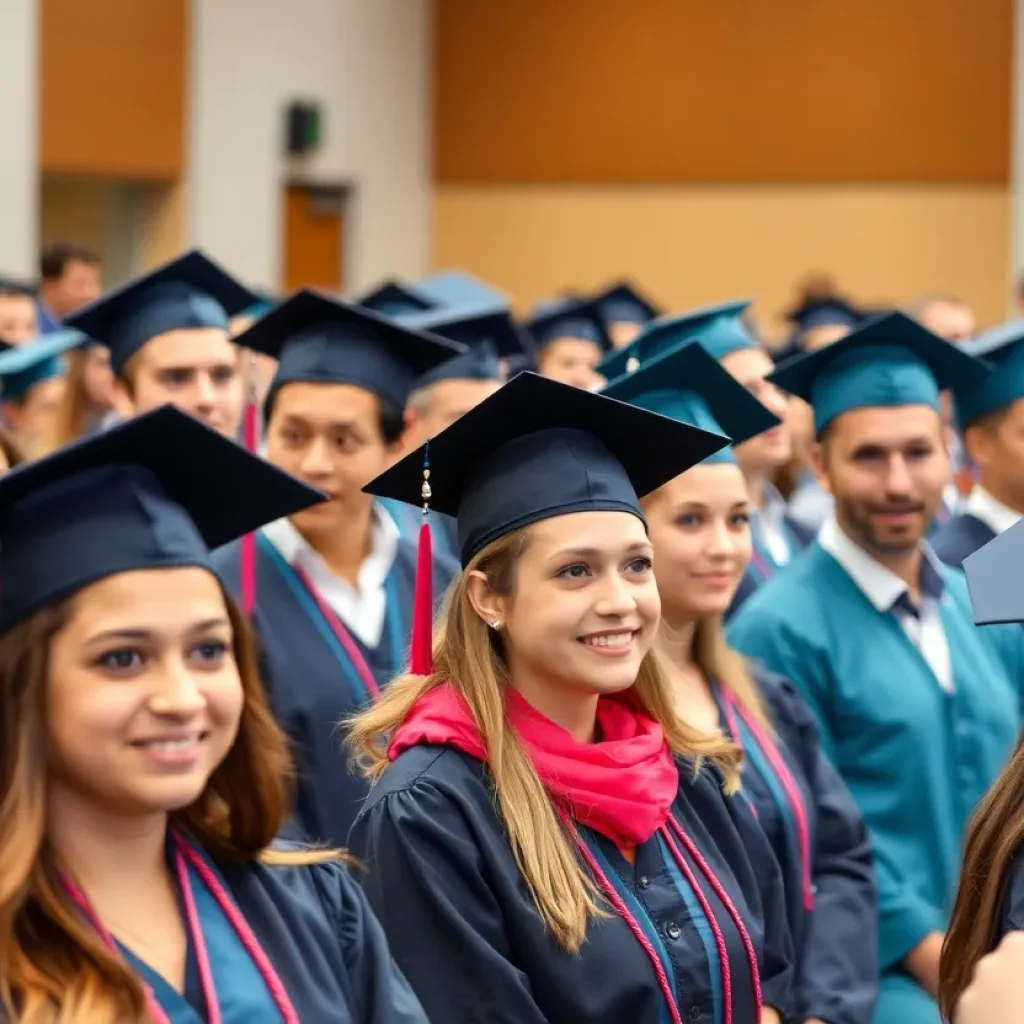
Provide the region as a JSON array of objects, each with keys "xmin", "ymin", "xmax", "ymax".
[
  {"xmin": 364, "ymin": 371, "xmax": 729, "ymax": 516},
  {"xmin": 0, "ymin": 405, "xmax": 324, "ymax": 549},
  {"xmin": 0, "ymin": 329, "xmax": 91, "ymax": 373}
]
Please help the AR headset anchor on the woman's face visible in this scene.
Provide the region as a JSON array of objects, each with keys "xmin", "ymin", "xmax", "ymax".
[
  {"xmin": 46, "ymin": 567, "xmax": 244, "ymax": 819},
  {"xmin": 644, "ymin": 463, "xmax": 752, "ymax": 622},
  {"xmin": 484, "ymin": 511, "xmax": 660, "ymax": 699}
]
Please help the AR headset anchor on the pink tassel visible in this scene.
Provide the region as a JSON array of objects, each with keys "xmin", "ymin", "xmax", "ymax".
[
  {"xmin": 410, "ymin": 518, "xmax": 434, "ymax": 674},
  {"xmin": 240, "ymin": 394, "xmax": 259, "ymax": 616}
]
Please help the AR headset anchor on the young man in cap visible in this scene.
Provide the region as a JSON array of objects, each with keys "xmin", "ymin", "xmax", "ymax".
[
  {"xmin": 728, "ymin": 314, "xmax": 1024, "ymax": 1024},
  {"xmin": 215, "ymin": 291, "xmax": 462, "ymax": 847},
  {"xmin": 67, "ymin": 249, "xmax": 255, "ymax": 438},
  {"xmin": 933, "ymin": 322, "xmax": 1024, "ymax": 568}
]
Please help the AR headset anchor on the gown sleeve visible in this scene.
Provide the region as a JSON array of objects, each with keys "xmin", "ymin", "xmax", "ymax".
[
  {"xmin": 730, "ymin": 608, "xmax": 941, "ymax": 973},
  {"xmin": 313, "ymin": 861, "xmax": 431, "ymax": 1024},
  {"xmin": 771, "ymin": 675, "xmax": 879, "ymax": 1024},
  {"xmin": 349, "ymin": 775, "xmax": 549, "ymax": 1024},
  {"xmin": 720, "ymin": 777, "xmax": 796, "ymax": 1019}
]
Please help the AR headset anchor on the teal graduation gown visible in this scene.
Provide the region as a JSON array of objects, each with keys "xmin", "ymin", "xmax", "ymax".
[{"xmin": 728, "ymin": 541, "xmax": 1023, "ymax": 1024}]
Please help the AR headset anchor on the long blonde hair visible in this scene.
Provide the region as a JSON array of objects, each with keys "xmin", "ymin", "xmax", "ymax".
[
  {"xmin": 0, "ymin": 586, "xmax": 338, "ymax": 1023},
  {"xmin": 347, "ymin": 527, "xmax": 741, "ymax": 954}
]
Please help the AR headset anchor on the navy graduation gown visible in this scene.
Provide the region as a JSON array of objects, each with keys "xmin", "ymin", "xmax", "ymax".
[
  {"xmin": 931, "ymin": 513, "xmax": 996, "ymax": 571},
  {"xmin": 349, "ymin": 744, "xmax": 794, "ymax": 1024},
  {"xmin": 728, "ymin": 514, "xmax": 813, "ymax": 619},
  {"xmin": 718, "ymin": 665, "xmax": 878, "ymax": 1024},
  {"xmin": 998, "ymin": 844, "xmax": 1024, "ymax": 938},
  {"xmin": 213, "ymin": 531, "xmax": 457, "ymax": 848}
]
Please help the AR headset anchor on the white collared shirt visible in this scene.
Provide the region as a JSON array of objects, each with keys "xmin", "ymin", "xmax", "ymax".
[
  {"xmin": 818, "ymin": 516, "xmax": 954, "ymax": 693},
  {"xmin": 262, "ymin": 504, "xmax": 400, "ymax": 649},
  {"xmin": 755, "ymin": 482, "xmax": 794, "ymax": 566},
  {"xmin": 963, "ymin": 485, "xmax": 1022, "ymax": 537}
]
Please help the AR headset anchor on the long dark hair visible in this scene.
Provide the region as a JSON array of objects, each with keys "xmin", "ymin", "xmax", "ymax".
[{"xmin": 939, "ymin": 734, "xmax": 1024, "ymax": 1018}]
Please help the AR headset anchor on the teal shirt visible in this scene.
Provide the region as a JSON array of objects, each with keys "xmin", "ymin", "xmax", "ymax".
[{"xmin": 728, "ymin": 542, "xmax": 1022, "ymax": 973}]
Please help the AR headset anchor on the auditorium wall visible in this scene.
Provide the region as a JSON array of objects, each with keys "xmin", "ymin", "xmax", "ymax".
[{"xmin": 432, "ymin": 0, "xmax": 1015, "ymax": 329}]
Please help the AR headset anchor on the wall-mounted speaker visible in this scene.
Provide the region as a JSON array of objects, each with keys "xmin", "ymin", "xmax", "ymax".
[{"xmin": 285, "ymin": 101, "xmax": 322, "ymax": 157}]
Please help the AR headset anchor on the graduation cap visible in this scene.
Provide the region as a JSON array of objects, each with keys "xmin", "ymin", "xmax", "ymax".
[
  {"xmin": 954, "ymin": 321, "xmax": 1024, "ymax": 430},
  {"xmin": 356, "ymin": 280, "xmax": 437, "ymax": 318},
  {"xmin": 768, "ymin": 311, "xmax": 991, "ymax": 436},
  {"xmin": 417, "ymin": 269, "xmax": 508, "ymax": 309},
  {"xmin": 601, "ymin": 340, "xmax": 781, "ymax": 463},
  {"xmin": 593, "ymin": 281, "xmax": 661, "ymax": 327},
  {"xmin": 786, "ymin": 297, "xmax": 866, "ymax": 333},
  {"xmin": 399, "ymin": 302, "xmax": 532, "ymax": 359},
  {"xmin": 526, "ymin": 297, "xmax": 612, "ymax": 353},
  {"xmin": 365, "ymin": 371, "xmax": 729, "ymax": 568},
  {"xmin": 0, "ymin": 274, "xmax": 35, "ymax": 296},
  {"xmin": 0, "ymin": 329, "xmax": 90, "ymax": 402},
  {"xmin": 0, "ymin": 404, "xmax": 323, "ymax": 631},
  {"xmin": 963, "ymin": 519, "xmax": 1024, "ymax": 624},
  {"xmin": 233, "ymin": 288, "xmax": 465, "ymax": 413},
  {"xmin": 598, "ymin": 299, "xmax": 752, "ymax": 380},
  {"xmin": 414, "ymin": 340, "xmax": 502, "ymax": 389},
  {"xmin": 66, "ymin": 250, "xmax": 256, "ymax": 376},
  {"xmin": 241, "ymin": 289, "xmax": 276, "ymax": 321}
]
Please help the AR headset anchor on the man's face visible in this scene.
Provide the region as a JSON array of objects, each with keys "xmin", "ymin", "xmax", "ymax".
[
  {"xmin": 965, "ymin": 400, "xmax": 1024, "ymax": 511},
  {"xmin": 814, "ymin": 405, "xmax": 950, "ymax": 557},
  {"xmin": 917, "ymin": 300, "xmax": 975, "ymax": 343},
  {"xmin": 121, "ymin": 328, "xmax": 243, "ymax": 438},
  {"xmin": 50, "ymin": 259, "xmax": 102, "ymax": 319},
  {"xmin": 406, "ymin": 378, "xmax": 501, "ymax": 447},
  {"xmin": 536, "ymin": 337, "xmax": 605, "ymax": 390},
  {"xmin": 265, "ymin": 382, "xmax": 399, "ymax": 539},
  {"xmin": 0, "ymin": 294, "xmax": 38, "ymax": 344},
  {"xmin": 720, "ymin": 347, "xmax": 792, "ymax": 475}
]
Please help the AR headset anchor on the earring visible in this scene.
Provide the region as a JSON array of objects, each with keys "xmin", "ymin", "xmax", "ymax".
[{"xmin": 489, "ymin": 619, "xmax": 502, "ymax": 630}]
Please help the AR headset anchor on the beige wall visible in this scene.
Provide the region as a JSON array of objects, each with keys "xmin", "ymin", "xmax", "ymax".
[{"xmin": 433, "ymin": 184, "xmax": 1012, "ymax": 333}]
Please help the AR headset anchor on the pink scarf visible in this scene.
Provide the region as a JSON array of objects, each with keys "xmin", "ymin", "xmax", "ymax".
[{"xmin": 390, "ymin": 683, "xmax": 679, "ymax": 847}]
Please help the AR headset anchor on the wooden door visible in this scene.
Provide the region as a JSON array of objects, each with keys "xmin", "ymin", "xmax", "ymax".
[{"xmin": 282, "ymin": 184, "xmax": 346, "ymax": 293}]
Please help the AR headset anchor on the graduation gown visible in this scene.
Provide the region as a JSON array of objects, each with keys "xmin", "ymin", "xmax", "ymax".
[
  {"xmin": 716, "ymin": 665, "xmax": 878, "ymax": 1024},
  {"xmin": 930, "ymin": 513, "xmax": 996, "ymax": 570},
  {"xmin": 728, "ymin": 514, "xmax": 813, "ymax": 618},
  {"xmin": 349, "ymin": 744, "xmax": 794, "ymax": 1024},
  {"xmin": 213, "ymin": 529, "xmax": 457, "ymax": 848},
  {"xmin": 728, "ymin": 542, "xmax": 1023, "ymax": 1024},
  {"xmin": 118, "ymin": 847, "xmax": 428, "ymax": 1023},
  {"xmin": 998, "ymin": 845, "xmax": 1024, "ymax": 938}
]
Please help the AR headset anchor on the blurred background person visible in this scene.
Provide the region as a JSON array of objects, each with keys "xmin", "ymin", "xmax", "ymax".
[
  {"xmin": 36, "ymin": 240, "xmax": 102, "ymax": 332},
  {"xmin": 0, "ymin": 276, "xmax": 38, "ymax": 344},
  {"xmin": 37, "ymin": 340, "xmax": 117, "ymax": 451}
]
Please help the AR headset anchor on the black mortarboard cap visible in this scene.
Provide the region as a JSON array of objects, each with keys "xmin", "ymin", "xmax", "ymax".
[
  {"xmin": 356, "ymin": 280, "xmax": 438, "ymax": 318},
  {"xmin": 593, "ymin": 281, "xmax": 662, "ymax": 326},
  {"xmin": 415, "ymin": 340, "xmax": 502, "ymax": 388},
  {"xmin": 0, "ymin": 274, "xmax": 36, "ymax": 296},
  {"xmin": 399, "ymin": 302, "xmax": 532, "ymax": 359},
  {"xmin": 963, "ymin": 518, "xmax": 1024, "ymax": 624},
  {"xmin": 234, "ymin": 288, "xmax": 465, "ymax": 412},
  {"xmin": 364, "ymin": 371, "xmax": 728, "ymax": 566},
  {"xmin": 418, "ymin": 270, "xmax": 508, "ymax": 309},
  {"xmin": 0, "ymin": 405, "xmax": 323, "ymax": 630},
  {"xmin": 66, "ymin": 250, "xmax": 256, "ymax": 376},
  {"xmin": 786, "ymin": 297, "xmax": 867, "ymax": 333},
  {"xmin": 526, "ymin": 297, "xmax": 612, "ymax": 352}
]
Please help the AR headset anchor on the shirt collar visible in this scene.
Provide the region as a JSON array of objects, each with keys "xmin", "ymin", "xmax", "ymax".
[
  {"xmin": 818, "ymin": 515, "xmax": 945, "ymax": 614},
  {"xmin": 963, "ymin": 485, "xmax": 1022, "ymax": 536},
  {"xmin": 262, "ymin": 500, "xmax": 400, "ymax": 583}
]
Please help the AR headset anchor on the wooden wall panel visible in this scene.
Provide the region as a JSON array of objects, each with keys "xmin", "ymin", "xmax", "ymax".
[
  {"xmin": 40, "ymin": 0, "xmax": 187, "ymax": 180},
  {"xmin": 434, "ymin": 0, "xmax": 1012, "ymax": 184}
]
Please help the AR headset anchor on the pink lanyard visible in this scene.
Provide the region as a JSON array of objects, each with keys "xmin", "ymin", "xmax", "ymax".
[
  {"xmin": 571, "ymin": 812, "xmax": 763, "ymax": 1024},
  {"xmin": 722, "ymin": 690, "xmax": 815, "ymax": 912},
  {"xmin": 59, "ymin": 833, "xmax": 300, "ymax": 1024},
  {"xmin": 292, "ymin": 563, "xmax": 381, "ymax": 700}
]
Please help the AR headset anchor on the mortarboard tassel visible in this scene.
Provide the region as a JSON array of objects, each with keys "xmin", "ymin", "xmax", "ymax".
[
  {"xmin": 409, "ymin": 446, "xmax": 434, "ymax": 675},
  {"xmin": 240, "ymin": 361, "xmax": 260, "ymax": 616}
]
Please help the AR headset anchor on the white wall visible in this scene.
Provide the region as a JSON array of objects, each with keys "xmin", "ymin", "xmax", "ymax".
[
  {"xmin": 189, "ymin": 0, "xmax": 432, "ymax": 293},
  {"xmin": 0, "ymin": 0, "xmax": 38, "ymax": 276}
]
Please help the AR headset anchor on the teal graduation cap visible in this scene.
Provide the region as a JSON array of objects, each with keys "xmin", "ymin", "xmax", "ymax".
[
  {"xmin": 0, "ymin": 329, "xmax": 90, "ymax": 402},
  {"xmin": 418, "ymin": 269, "xmax": 508, "ymax": 310},
  {"xmin": 597, "ymin": 299, "xmax": 753, "ymax": 380},
  {"xmin": 399, "ymin": 301, "xmax": 532, "ymax": 359},
  {"xmin": 526, "ymin": 296, "xmax": 612, "ymax": 352},
  {"xmin": 768, "ymin": 311, "xmax": 991, "ymax": 436},
  {"xmin": 593, "ymin": 281, "xmax": 661, "ymax": 327},
  {"xmin": 66, "ymin": 250, "xmax": 256, "ymax": 376},
  {"xmin": 602, "ymin": 340, "xmax": 781, "ymax": 463},
  {"xmin": 356, "ymin": 280, "xmax": 437, "ymax": 318},
  {"xmin": 953, "ymin": 321, "xmax": 1024, "ymax": 431}
]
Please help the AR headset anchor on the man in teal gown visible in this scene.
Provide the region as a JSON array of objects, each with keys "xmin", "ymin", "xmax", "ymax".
[{"xmin": 727, "ymin": 312, "xmax": 1024, "ymax": 1024}]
